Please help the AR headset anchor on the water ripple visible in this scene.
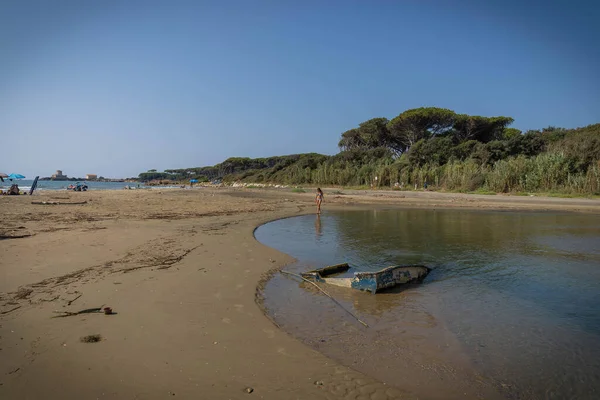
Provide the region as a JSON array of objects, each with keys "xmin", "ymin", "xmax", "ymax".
[{"xmin": 255, "ymin": 209, "xmax": 600, "ymax": 399}]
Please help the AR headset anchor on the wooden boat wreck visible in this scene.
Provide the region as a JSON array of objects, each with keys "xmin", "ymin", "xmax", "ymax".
[{"xmin": 301, "ymin": 263, "xmax": 430, "ymax": 294}]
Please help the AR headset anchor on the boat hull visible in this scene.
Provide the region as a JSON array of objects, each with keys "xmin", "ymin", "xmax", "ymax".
[
  {"xmin": 302, "ymin": 264, "xmax": 430, "ymax": 294},
  {"xmin": 352, "ymin": 265, "xmax": 430, "ymax": 293}
]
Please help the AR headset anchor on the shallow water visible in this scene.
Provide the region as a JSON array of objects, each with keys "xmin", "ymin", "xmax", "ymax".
[{"xmin": 255, "ymin": 209, "xmax": 600, "ymax": 400}]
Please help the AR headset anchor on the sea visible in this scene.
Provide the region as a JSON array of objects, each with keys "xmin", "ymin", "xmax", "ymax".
[{"xmin": 0, "ymin": 179, "xmax": 179, "ymax": 192}]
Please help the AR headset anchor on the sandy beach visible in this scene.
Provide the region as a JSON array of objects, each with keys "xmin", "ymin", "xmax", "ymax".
[{"xmin": 2, "ymin": 187, "xmax": 599, "ymax": 400}]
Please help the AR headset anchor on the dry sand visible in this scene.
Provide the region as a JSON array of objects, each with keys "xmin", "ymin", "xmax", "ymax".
[{"xmin": 1, "ymin": 187, "xmax": 599, "ymax": 400}]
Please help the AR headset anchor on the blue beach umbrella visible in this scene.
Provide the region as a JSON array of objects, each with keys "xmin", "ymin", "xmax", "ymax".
[
  {"xmin": 190, "ymin": 179, "xmax": 198, "ymax": 183},
  {"xmin": 8, "ymin": 173, "xmax": 26, "ymax": 180}
]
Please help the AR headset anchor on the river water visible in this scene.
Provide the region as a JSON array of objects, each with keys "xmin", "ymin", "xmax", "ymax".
[{"xmin": 254, "ymin": 209, "xmax": 600, "ymax": 400}]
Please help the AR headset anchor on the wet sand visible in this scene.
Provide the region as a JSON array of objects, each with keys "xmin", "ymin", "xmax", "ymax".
[{"xmin": 1, "ymin": 187, "xmax": 599, "ymax": 400}]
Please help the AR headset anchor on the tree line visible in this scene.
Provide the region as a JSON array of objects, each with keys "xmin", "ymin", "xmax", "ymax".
[
  {"xmin": 138, "ymin": 107, "xmax": 600, "ymax": 195},
  {"xmin": 339, "ymin": 108, "xmax": 514, "ymax": 154}
]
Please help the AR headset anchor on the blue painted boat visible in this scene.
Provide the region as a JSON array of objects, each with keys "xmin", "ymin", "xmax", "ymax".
[{"xmin": 301, "ymin": 263, "xmax": 430, "ymax": 294}]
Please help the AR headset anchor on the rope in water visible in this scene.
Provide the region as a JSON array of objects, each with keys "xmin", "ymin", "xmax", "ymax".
[{"xmin": 280, "ymin": 270, "xmax": 369, "ymax": 328}]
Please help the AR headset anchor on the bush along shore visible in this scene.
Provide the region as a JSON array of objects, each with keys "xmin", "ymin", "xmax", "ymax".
[{"xmin": 138, "ymin": 107, "xmax": 600, "ymax": 196}]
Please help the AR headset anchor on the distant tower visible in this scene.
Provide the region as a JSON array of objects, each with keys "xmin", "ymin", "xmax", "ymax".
[{"xmin": 51, "ymin": 170, "xmax": 67, "ymax": 180}]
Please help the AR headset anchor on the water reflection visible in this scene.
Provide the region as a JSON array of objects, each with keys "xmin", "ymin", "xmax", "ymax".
[
  {"xmin": 255, "ymin": 209, "xmax": 600, "ymax": 400},
  {"xmin": 294, "ymin": 272, "xmax": 426, "ymax": 317},
  {"xmin": 331, "ymin": 209, "xmax": 534, "ymax": 267},
  {"xmin": 314, "ymin": 214, "xmax": 322, "ymax": 239}
]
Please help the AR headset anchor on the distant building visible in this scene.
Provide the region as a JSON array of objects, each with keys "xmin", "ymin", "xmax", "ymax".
[
  {"xmin": 51, "ymin": 170, "xmax": 67, "ymax": 180},
  {"xmin": 86, "ymin": 174, "xmax": 98, "ymax": 180}
]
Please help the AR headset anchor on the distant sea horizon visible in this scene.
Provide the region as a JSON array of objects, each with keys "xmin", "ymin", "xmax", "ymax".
[{"xmin": 1, "ymin": 179, "xmax": 152, "ymax": 191}]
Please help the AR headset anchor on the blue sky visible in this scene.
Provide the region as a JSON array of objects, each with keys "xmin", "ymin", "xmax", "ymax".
[{"xmin": 1, "ymin": 0, "xmax": 598, "ymax": 179}]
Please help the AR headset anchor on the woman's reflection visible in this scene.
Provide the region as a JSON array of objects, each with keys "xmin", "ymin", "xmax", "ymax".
[{"xmin": 315, "ymin": 214, "xmax": 322, "ymax": 238}]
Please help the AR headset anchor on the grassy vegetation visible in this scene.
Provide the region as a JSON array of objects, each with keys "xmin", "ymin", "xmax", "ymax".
[
  {"xmin": 468, "ymin": 189, "xmax": 497, "ymax": 195},
  {"xmin": 137, "ymin": 108, "xmax": 599, "ymax": 196}
]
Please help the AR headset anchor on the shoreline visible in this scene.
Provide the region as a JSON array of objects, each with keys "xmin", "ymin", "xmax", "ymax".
[
  {"xmin": 1, "ymin": 188, "xmax": 599, "ymax": 399},
  {"xmin": 241, "ymin": 186, "xmax": 600, "ymax": 214}
]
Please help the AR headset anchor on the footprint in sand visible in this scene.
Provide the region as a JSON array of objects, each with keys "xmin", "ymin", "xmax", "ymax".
[
  {"xmin": 277, "ymin": 347, "xmax": 290, "ymax": 356},
  {"xmin": 262, "ymin": 329, "xmax": 275, "ymax": 339},
  {"xmin": 320, "ymin": 368, "xmax": 416, "ymax": 400},
  {"xmin": 233, "ymin": 304, "xmax": 244, "ymax": 313}
]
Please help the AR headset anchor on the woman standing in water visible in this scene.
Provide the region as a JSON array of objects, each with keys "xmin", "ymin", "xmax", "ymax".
[{"xmin": 315, "ymin": 188, "xmax": 324, "ymax": 214}]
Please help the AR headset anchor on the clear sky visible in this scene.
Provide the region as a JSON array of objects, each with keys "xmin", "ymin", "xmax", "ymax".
[{"xmin": 1, "ymin": 0, "xmax": 598, "ymax": 179}]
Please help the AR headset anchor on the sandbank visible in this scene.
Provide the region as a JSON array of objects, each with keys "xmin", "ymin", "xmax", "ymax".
[{"xmin": 1, "ymin": 188, "xmax": 598, "ymax": 399}]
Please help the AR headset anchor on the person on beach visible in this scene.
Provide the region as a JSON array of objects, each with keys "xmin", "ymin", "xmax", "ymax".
[
  {"xmin": 315, "ymin": 188, "xmax": 324, "ymax": 214},
  {"xmin": 8, "ymin": 184, "xmax": 20, "ymax": 195}
]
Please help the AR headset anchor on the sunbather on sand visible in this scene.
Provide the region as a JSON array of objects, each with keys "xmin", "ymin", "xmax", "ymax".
[{"xmin": 8, "ymin": 184, "xmax": 20, "ymax": 195}]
